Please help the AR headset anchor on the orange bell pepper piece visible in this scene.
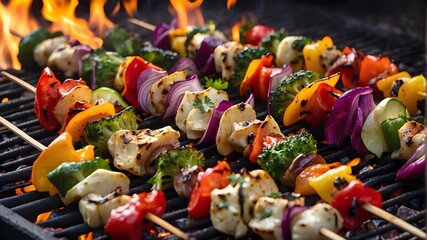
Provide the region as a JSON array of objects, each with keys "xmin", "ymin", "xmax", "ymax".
[
  {"xmin": 359, "ymin": 55, "xmax": 398, "ymax": 86},
  {"xmin": 240, "ymin": 54, "xmax": 274, "ymax": 102},
  {"xmin": 31, "ymin": 132, "xmax": 95, "ymax": 192},
  {"xmin": 283, "ymin": 73, "xmax": 340, "ymax": 126},
  {"xmin": 295, "ymin": 162, "xmax": 342, "ymax": 195},
  {"xmin": 64, "ymin": 102, "xmax": 115, "ymax": 143}
]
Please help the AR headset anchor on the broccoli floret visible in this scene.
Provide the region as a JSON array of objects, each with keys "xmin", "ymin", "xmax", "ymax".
[
  {"xmin": 292, "ymin": 37, "xmax": 312, "ymax": 52},
  {"xmin": 229, "ymin": 46, "xmax": 270, "ymax": 87},
  {"xmin": 139, "ymin": 44, "xmax": 179, "ymax": 69},
  {"xmin": 258, "ymin": 130, "xmax": 317, "ymax": 180},
  {"xmin": 84, "ymin": 106, "xmax": 138, "ymax": 156},
  {"xmin": 102, "ymin": 27, "xmax": 144, "ymax": 56},
  {"xmin": 148, "ymin": 146, "xmax": 205, "ymax": 190},
  {"xmin": 261, "ymin": 28, "xmax": 288, "ymax": 54},
  {"xmin": 81, "ymin": 49, "xmax": 124, "ymax": 88},
  {"xmin": 269, "ymin": 70, "xmax": 320, "ymax": 121}
]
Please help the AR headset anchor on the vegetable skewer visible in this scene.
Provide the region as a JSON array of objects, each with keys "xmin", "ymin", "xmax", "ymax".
[
  {"xmin": 1, "ymin": 71, "xmax": 36, "ymax": 93},
  {"xmin": 0, "ymin": 116, "xmax": 190, "ymax": 240}
]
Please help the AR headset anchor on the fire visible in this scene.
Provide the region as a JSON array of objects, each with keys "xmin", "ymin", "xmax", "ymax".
[
  {"xmin": 231, "ymin": 22, "xmax": 241, "ymax": 42},
  {"xmin": 169, "ymin": 0, "xmax": 204, "ymax": 29},
  {"xmin": 89, "ymin": 0, "xmax": 114, "ymax": 36},
  {"xmin": 41, "ymin": 0, "xmax": 103, "ymax": 49},
  {"xmin": 15, "ymin": 184, "xmax": 36, "ymax": 195},
  {"xmin": 227, "ymin": 0, "xmax": 237, "ymax": 9},
  {"xmin": 78, "ymin": 232, "xmax": 94, "ymax": 240},
  {"xmin": 0, "ymin": 0, "xmax": 38, "ymax": 70},
  {"xmin": 123, "ymin": 0, "xmax": 138, "ymax": 16},
  {"xmin": 36, "ymin": 211, "xmax": 53, "ymax": 223}
]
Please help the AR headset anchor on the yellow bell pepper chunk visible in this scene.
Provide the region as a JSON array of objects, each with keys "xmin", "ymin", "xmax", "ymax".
[
  {"xmin": 169, "ymin": 28, "xmax": 188, "ymax": 56},
  {"xmin": 308, "ymin": 165, "xmax": 356, "ymax": 204},
  {"xmin": 397, "ymin": 74, "xmax": 426, "ymax": 114},
  {"xmin": 64, "ymin": 102, "xmax": 115, "ymax": 143},
  {"xmin": 303, "ymin": 35, "xmax": 334, "ymax": 76},
  {"xmin": 283, "ymin": 73, "xmax": 340, "ymax": 126},
  {"xmin": 376, "ymin": 71, "xmax": 411, "ymax": 98},
  {"xmin": 31, "ymin": 132, "xmax": 95, "ymax": 192}
]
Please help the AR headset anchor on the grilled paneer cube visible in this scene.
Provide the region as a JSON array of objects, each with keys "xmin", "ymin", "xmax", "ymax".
[
  {"xmin": 61, "ymin": 169, "xmax": 130, "ymax": 205},
  {"xmin": 213, "ymin": 41, "xmax": 244, "ymax": 80},
  {"xmin": 33, "ymin": 36, "xmax": 68, "ymax": 67},
  {"xmin": 248, "ymin": 197, "xmax": 305, "ymax": 240},
  {"xmin": 210, "ymin": 184, "xmax": 248, "ymax": 239},
  {"xmin": 47, "ymin": 43, "xmax": 79, "ymax": 77},
  {"xmin": 108, "ymin": 126, "xmax": 180, "ymax": 176},
  {"xmin": 291, "ymin": 203, "xmax": 344, "ymax": 240},
  {"xmin": 240, "ymin": 169, "xmax": 279, "ymax": 224},
  {"xmin": 276, "ymin": 36, "xmax": 305, "ymax": 70},
  {"xmin": 216, "ymin": 102, "xmax": 256, "ymax": 156},
  {"xmin": 392, "ymin": 121, "xmax": 426, "ymax": 160},
  {"xmin": 79, "ymin": 189, "xmax": 131, "ymax": 228},
  {"xmin": 175, "ymin": 87, "xmax": 229, "ymax": 133},
  {"xmin": 148, "ymin": 71, "xmax": 187, "ymax": 117}
]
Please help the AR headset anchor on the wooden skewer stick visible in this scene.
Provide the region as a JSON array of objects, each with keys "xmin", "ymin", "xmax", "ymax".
[
  {"xmin": 1, "ymin": 71, "xmax": 36, "ymax": 93},
  {"xmin": 9, "ymin": 29, "xmax": 24, "ymax": 38},
  {"xmin": 128, "ymin": 18, "xmax": 156, "ymax": 31},
  {"xmin": 362, "ymin": 203, "xmax": 427, "ymax": 239},
  {"xmin": 0, "ymin": 116, "xmax": 190, "ymax": 240},
  {"xmin": 0, "ymin": 116, "xmax": 46, "ymax": 151},
  {"xmin": 320, "ymin": 228, "xmax": 346, "ymax": 240}
]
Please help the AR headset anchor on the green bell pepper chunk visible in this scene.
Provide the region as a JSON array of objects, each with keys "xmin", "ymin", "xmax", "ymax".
[
  {"xmin": 47, "ymin": 157, "xmax": 110, "ymax": 196},
  {"xmin": 380, "ymin": 115, "xmax": 409, "ymax": 152}
]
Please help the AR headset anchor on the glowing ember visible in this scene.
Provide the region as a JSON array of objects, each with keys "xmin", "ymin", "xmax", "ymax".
[
  {"xmin": 169, "ymin": 0, "xmax": 204, "ymax": 29},
  {"xmin": 227, "ymin": 0, "xmax": 237, "ymax": 9},
  {"xmin": 78, "ymin": 232, "xmax": 94, "ymax": 240},
  {"xmin": 0, "ymin": 0, "xmax": 38, "ymax": 70},
  {"xmin": 15, "ymin": 184, "xmax": 36, "ymax": 195},
  {"xmin": 89, "ymin": 0, "xmax": 114, "ymax": 36},
  {"xmin": 41, "ymin": 0, "xmax": 103, "ymax": 49}
]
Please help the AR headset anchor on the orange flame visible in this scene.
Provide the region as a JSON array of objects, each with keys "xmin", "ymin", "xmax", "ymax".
[
  {"xmin": 169, "ymin": 0, "xmax": 204, "ymax": 29},
  {"xmin": 0, "ymin": 0, "xmax": 38, "ymax": 70},
  {"xmin": 227, "ymin": 0, "xmax": 237, "ymax": 10},
  {"xmin": 231, "ymin": 22, "xmax": 241, "ymax": 42},
  {"xmin": 41, "ymin": 0, "xmax": 103, "ymax": 49},
  {"xmin": 78, "ymin": 232, "xmax": 94, "ymax": 240},
  {"xmin": 89, "ymin": 0, "xmax": 114, "ymax": 36},
  {"xmin": 36, "ymin": 211, "xmax": 53, "ymax": 223}
]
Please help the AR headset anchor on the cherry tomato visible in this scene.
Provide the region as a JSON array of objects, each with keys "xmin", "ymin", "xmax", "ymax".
[
  {"xmin": 245, "ymin": 24, "xmax": 275, "ymax": 46},
  {"xmin": 104, "ymin": 190, "xmax": 166, "ymax": 240},
  {"xmin": 122, "ymin": 56, "xmax": 162, "ymax": 111},
  {"xmin": 332, "ymin": 179, "xmax": 382, "ymax": 229},
  {"xmin": 34, "ymin": 67, "xmax": 61, "ymax": 131},
  {"xmin": 187, "ymin": 161, "xmax": 232, "ymax": 219}
]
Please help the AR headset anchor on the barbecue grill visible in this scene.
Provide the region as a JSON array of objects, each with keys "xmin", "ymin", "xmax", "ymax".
[{"xmin": 0, "ymin": 0, "xmax": 425, "ymax": 239}]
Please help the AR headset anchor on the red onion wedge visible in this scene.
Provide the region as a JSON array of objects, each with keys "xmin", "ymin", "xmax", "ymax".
[
  {"xmin": 195, "ymin": 36, "xmax": 224, "ymax": 69},
  {"xmin": 73, "ymin": 44, "xmax": 92, "ymax": 77},
  {"xmin": 267, "ymin": 65, "xmax": 293, "ymax": 115},
  {"xmin": 168, "ymin": 57, "xmax": 198, "ymax": 76},
  {"xmin": 197, "ymin": 100, "xmax": 234, "ymax": 145},
  {"xmin": 396, "ymin": 142, "xmax": 426, "ymax": 180},
  {"xmin": 163, "ymin": 74, "xmax": 204, "ymax": 119},
  {"xmin": 137, "ymin": 68, "xmax": 168, "ymax": 113},
  {"xmin": 152, "ymin": 23, "xmax": 172, "ymax": 49},
  {"xmin": 324, "ymin": 86, "xmax": 374, "ymax": 146},
  {"xmin": 350, "ymin": 93, "xmax": 376, "ymax": 153},
  {"xmin": 282, "ymin": 205, "xmax": 308, "ymax": 240}
]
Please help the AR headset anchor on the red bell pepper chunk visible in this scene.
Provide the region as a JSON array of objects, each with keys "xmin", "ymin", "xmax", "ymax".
[
  {"xmin": 104, "ymin": 190, "xmax": 166, "ymax": 240},
  {"xmin": 327, "ymin": 46, "xmax": 365, "ymax": 89},
  {"xmin": 304, "ymin": 83, "xmax": 342, "ymax": 127},
  {"xmin": 359, "ymin": 55, "xmax": 398, "ymax": 87},
  {"xmin": 187, "ymin": 161, "xmax": 232, "ymax": 219},
  {"xmin": 122, "ymin": 56, "xmax": 162, "ymax": 111},
  {"xmin": 332, "ymin": 179, "xmax": 382, "ymax": 230},
  {"xmin": 245, "ymin": 24, "xmax": 276, "ymax": 46},
  {"xmin": 34, "ymin": 67, "xmax": 61, "ymax": 131}
]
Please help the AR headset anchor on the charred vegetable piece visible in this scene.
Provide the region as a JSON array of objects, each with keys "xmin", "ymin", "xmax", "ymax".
[
  {"xmin": 257, "ymin": 130, "xmax": 317, "ymax": 181},
  {"xmin": 281, "ymin": 153, "xmax": 326, "ymax": 188},
  {"xmin": 139, "ymin": 44, "xmax": 179, "ymax": 70},
  {"xmin": 104, "ymin": 190, "xmax": 166, "ymax": 240},
  {"xmin": 47, "ymin": 157, "xmax": 110, "ymax": 196},
  {"xmin": 84, "ymin": 106, "xmax": 138, "ymax": 156},
  {"xmin": 18, "ymin": 28, "xmax": 63, "ymax": 69},
  {"xmin": 31, "ymin": 132, "xmax": 95, "ymax": 193},
  {"xmin": 147, "ymin": 146, "xmax": 205, "ymax": 190},
  {"xmin": 269, "ymin": 70, "xmax": 320, "ymax": 121},
  {"xmin": 81, "ymin": 49, "xmax": 124, "ymax": 89},
  {"xmin": 332, "ymin": 179, "xmax": 382, "ymax": 230},
  {"xmin": 261, "ymin": 28, "xmax": 287, "ymax": 54},
  {"xmin": 102, "ymin": 27, "xmax": 144, "ymax": 56}
]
